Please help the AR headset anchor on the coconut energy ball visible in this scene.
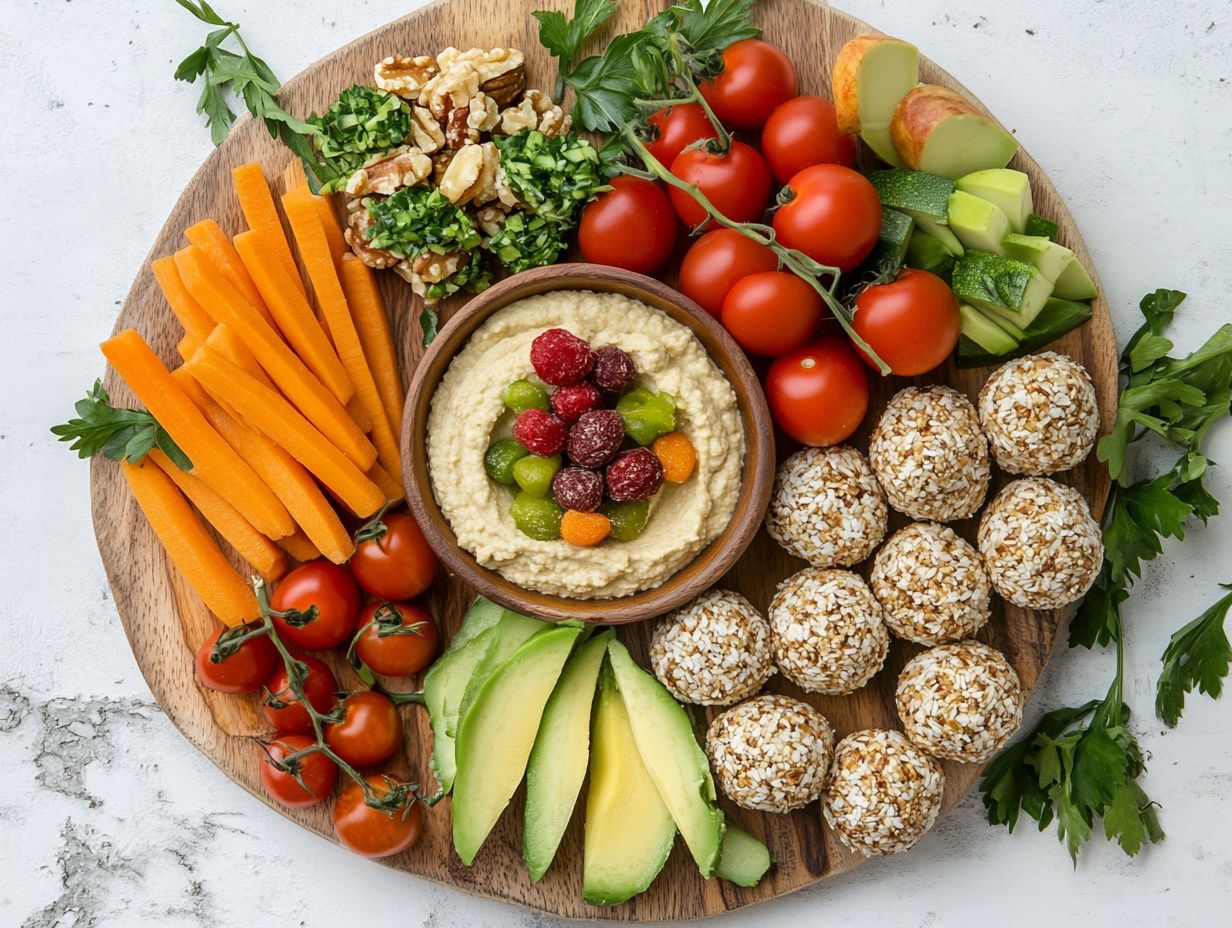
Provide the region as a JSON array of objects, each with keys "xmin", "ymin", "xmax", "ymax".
[
  {"xmin": 765, "ymin": 446, "xmax": 888, "ymax": 568},
  {"xmin": 706, "ymin": 694, "xmax": 835, "ymax": 813},
  {"xmin": 869, "ymin": 386, "xmax": 991, "ymax": 522},
  {"xmin": 978, "ymin": 477, "xmax": 1103, "ymax": 609},
  {"xmin": 978, "ymin": 352, "xmax": 1100, "ymax": 475},
  {"xmin": 895, "ymin": 640, "xmax": 1023, "ymax": 762},
  {"xmin": 768, "ymin": 568, "xmax": 889, "ymax": 695},
  {"xmin": 650, "ymin": 589, "xmax": 775, "ymax": 706},
  {"xmin": 823, "ymin": 729, "xmax": 945, "ymax": 857},
  {"xmin": 870, "ymin": 522, "xmax": 992, "ymax": 645}
]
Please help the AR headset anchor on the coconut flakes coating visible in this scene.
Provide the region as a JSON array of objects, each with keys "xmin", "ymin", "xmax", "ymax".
[
  {"xmin": 823, "ymin": 729, "xmax": 944, "ymax": 857},
  {"xmin": 765, "ymin": 446, "xmax": 888, "ymax": 568},
  {"xmin": 768, "ymin": 568, "xmax": 889, "ymax": 695},
  {"xmin": 895, "ymin": 640, "xmax": 1023, "ymax": 762},
  {"xmin": 978, "ymin": 352, "xmax": 1100, "ymax": 475},
  {"xmin": 650, "ymin": 589, "xmax": 775, "ymax": 706},
  {"xmin": 869, "ymin": 385, "xmax": 991, "ymax": 522},
  {"xmin": 870, "ymin": 522, "xmax": 992, "ymax": 645},
  {"xmin": 978, "ymin": 477, "xmax": 1103, "ymax": 609},
  {"xmin": 706, "ymin": 694, "xmax": 835, "ymax": 813}
]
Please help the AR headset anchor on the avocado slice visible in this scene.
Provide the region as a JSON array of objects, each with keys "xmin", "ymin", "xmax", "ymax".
[
  {"xmin": 1052, "ymin": 255, "xmax": 1098, "ymax": 301},
  {"xmin": 904, "ymin": 230, "xmax": 956, "ymax": 281},
  {"xmin": 452, "ymin": 624, "xmax": 583, "ymax": 865},
  {"xmin": 582, "ymin": 664, "xmax": 677, "ymax": 906},
  {"xmin": 714, "ymin": 823, "xmax": 773, "ymax": 888},
  {"xmin": 1002, "ymin": 232, "xmax": 1075, "ymax": 283},
  {"xmin": 955, "ymin": 168, "xmax": 1032, "ymax": 232},
  {"xmin": 957, "ymin": 296, "xmax": 1093, "ymax": 368},
  {"xmin": 948, "ymin": 190, "xmax": 1010, "ymax": 254},
  {"xmin": 523, "ymin": 630, "xmax": 612, "ymax": 882},
  {"xmin": 959, "ymin": 304, "xmax": 1018, "ymax": 356},
  {"xmin": 455, "ymin": 610, "xmax": 546, "ymax": 727},
  {"xmin": 606, "ymin": 640, "xmax": 724, "ymax": 877}
]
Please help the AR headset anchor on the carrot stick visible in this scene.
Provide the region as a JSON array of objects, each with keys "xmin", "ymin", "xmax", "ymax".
[
  {"xmin": 277, "ymin": 529, "xmax": 322, "ymax": 564},
  {"xmin": 282, "ymin": 188, "xmax": 402, "ymax": 485},
  {"xmin": 102, "ymin": 329, "xmax": 293, "ymax": 539},
  {"xmin": 233, "ymin": 229, "xmax": 353, "ymax": 404},
  {"xmin": 176, "ymin": 245, "xmax": 377, "ymax": 470},
  {"xmin": 178, "ymin": 333, "xmax": 205, "ymax": 365},
  {"xmin": 121, "ymin": 459, "xmax": 259, "ymax": 625},
  {"xmin": 184, "ymin": 219, "xmax": 274, "ymax": 327},
  {"xmin": 346, "ymin": 395, "xmax": 373, "ymax": 433},
  {"xmin": 148, "ymin": 448, "xmax": 288, "ymax": 582},
  {"xmin": 231, "ymin": 162, "xmax": 304, "ymax": 293},
  {"xmin": 203, "ymin": 324, "xmax": 275, "ymax": 389},
  {"xmin": 367, "ymin": 460, "xmax": 406, "ymax": 504},
  {"xmin": 172, "ymin": 368, "xmax": 355, "ymax": 564},
  {"xmin": 152, "ymin": 257, "xmax": 215, "ymax": 340},
  {"xmin": 184, "ymin": 347, "xmax": 386, "ymax": 518},
  {"xmin": 315, "ymin": 197, "xmax": 348, "ymax": 269},
  {"xmin": 340, "ymin": 254, "xmax": 404, "ymax": 438}
]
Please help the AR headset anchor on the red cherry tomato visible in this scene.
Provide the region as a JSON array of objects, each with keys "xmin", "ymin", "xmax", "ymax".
[
  {"xmin": 765, "ymin": 337, "xmax": 870, "ymax": 446},
  {"xmin": 760, "ymin": 95, "xmax": 857, "ymax": 184},
  {"xmin": 325, "ymin": 691, "xmax": 402, "ymax": 768},
  {"xmin": 260, "ymin": 734, "xmax": 338, "ymax": 808},
  {"xmin": 261, "ymin": 655, "xmax": 338, "ymax": 735},
  {"xmin": 194, "ymin": 626, "xmax": 278, "ymax": 694},
  {"xmin": 647, "ymin": 102, "xmax": 715, "ymax": 168},
  {"xmin": 721, "ymin": 271, "xmax": 824, "ymax": 357},
  {"xmin": 677, "ymin": 229, "xmax": 779, "ymax": 317},
  {"xmin": 332, "ymin": 775, "xmax": 424, "ymax": 859},
  {"xmin": 270, "ymin": 561, "xmax": 360, "ymax": 650},
  {"xmin": 772, "ymin": 164, "xmax": 881, "ymax": 273},
  {"xmin": 578, "ymin": 176, "xmax": 678, "ymax": 274},
  {"xmin": 350, "ymin": 513, "xmax": 438, "ymax": 601},
  {"xmin": 669, "ymin": 140, "xmax": 772, "ymax": 227},
  {"xmin": 354, "ymin": 601, "xmax": 439, "ymax": 677},
  {"xmin": 700, "ymin": 39, "xmax": 798, "ymax": 130},
  {"xmin": 852, "ymin": 269, "xmax": 962, "ymax": 375}
]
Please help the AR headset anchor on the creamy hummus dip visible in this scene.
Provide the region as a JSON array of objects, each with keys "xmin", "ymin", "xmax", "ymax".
[{"xmin": 427, "ymin": 290, "xmax": 745, "ymax": 599}]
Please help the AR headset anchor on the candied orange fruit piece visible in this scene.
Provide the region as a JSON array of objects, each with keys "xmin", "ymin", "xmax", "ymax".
[
  {"xmin": 560, "ymin": 509, "xmax": 612, "ymax": 547},
  {"xmin": 652, "ymin": 432, "xmax": 697, "ymax": 484}
]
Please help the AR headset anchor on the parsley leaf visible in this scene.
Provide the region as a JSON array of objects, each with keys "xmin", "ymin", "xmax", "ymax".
[
  {"xmin": 1156, "ymin": 585, "xmax": 1232, "ymax": 727},
  {"xmin": 52, "ymin": 381, "xmax": 192, "ymax": 471},
  {"xmin": 671, "ymin": 0, "xmax": 760, "ymax": 54},
  {"xmin": 534, "ymin": 0, "xmax": 616, "ymax": 99}
]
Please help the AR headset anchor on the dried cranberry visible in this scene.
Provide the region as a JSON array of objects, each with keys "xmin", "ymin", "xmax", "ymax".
[
  {"xmin": 606, "ymin": 448, "xmax": 664, "ymax": 502},
  {"xmin": 530, "ymin": 328, "xmax": 596, "ymax": 386},
  {"xmin": 552, "ymin": 467, "xmax": 605, "ymax": 512},
  {"xmin": 592, "ymin": 345, "xmax": 637, "ymax": 393},
  {"xmin": 512, "ymin": 408, "xmax": 566, "ymax": 456},
  {"xmin": 550, "ymin": 382, "xmax": 603, "ymax": 424},
  {"xmin": 566, "ymin": 409, "xmax": 625, "ymax": 467}
]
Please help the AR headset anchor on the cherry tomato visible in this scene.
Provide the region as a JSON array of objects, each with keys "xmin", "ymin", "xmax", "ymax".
[
  {"xmin": 760, "ymin": 95, "xmax": 856, "ymax": 184},
  {"xmin": 700, "ymin": 39, "xmax": 798, "ymax": 130},
  {"xmin": 765, "ymin": 336, "xmax": 870, "ymax": 446},
  {"xmin": 325, "ymin": 691, "xmax": 402, "ymax": 768},
  {"xmin": 260, "ymin": 734, "xmax": 338, "ymax": 808},
  {"xmin": 270, "ymin": 561, "xmax": 360, "ymax": 650},
  {"xmin": 772, "ymin": 164, "xmax": 882, "ymax": 272},
  {"xmin": 332, "ymin": 774, "xmax": 425, "ymax": 859},
  {"xmin": 721, "ymin": 271, "xmax": 824, "ymax": 357},
  {"xmin": 578, "ymin": 177, "xmax": 678, "ymax": 274},
  {"xmin": 354, "ymin": 601, "xmax": 438, "ymax": 677},
  {"xmin": 852, "ymin": 269, "xmax": 962, "ymax": 375},
  {"xmin": 669, "ymin": 140, "xmax": 772, "ymax": 227},
  {"xmin": 646, "ymin": 102, "xmax": 715, "ymax": 169},
  {"xmin": 194, "ymin": 626, "xmax": 278, "ymax": 694},
  {"xmin": 350, "ymin": 513, "xmax": 438, "ymax": 601},
  {"xmin": 677, "ymin": 229, "xmax": 779, "ymax": 317},
  {"xmin": 262, "ymin": 655, "xmax": 338, "ymax": 735}
]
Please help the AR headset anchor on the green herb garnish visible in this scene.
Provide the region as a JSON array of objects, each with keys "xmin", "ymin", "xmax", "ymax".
[
  {"xmin": 1157, "ymin": 585, "xmax": 1232, "ymax": 727},
  {"xmin": 495, "ymin": 130, "xmax": 608, "ymax": 223},
  {"xmin": 423, "ymin": 250, "xmax": 493, "ymax": 302},
  {"xmin": 363, "ymin": 187, "xmax": 482, "ymax": 260},
  {"xmin": 309, "ymin": 85, "xmax": 412, "ymax": 193},
  {"xmin": 486, "ymin": 212, "xmax": 570, "ymax": 274},
  {"xmin": 533, "ymin": 0, "xmax": 617, "ymax": 101},
  {"xmin": 52, "ymin": 381, "xmax": 192, "ymax": 470}
]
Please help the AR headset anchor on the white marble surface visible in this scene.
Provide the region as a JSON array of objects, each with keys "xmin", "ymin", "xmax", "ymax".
[{"xmin": 3, "ymin": 1, "xmax": 1232, "ymax": 925}]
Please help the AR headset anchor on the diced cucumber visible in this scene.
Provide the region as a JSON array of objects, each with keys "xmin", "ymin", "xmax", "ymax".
[
  {"xmin": 868, "ymin": 169, "xmax": 955, "ymax": 220},
  {"xmin": 860, "ymin": 208, "xmax": 914, "ymax": 275},
  {"xmin": 1002, "ymin": 232, "xmax": 1075, "ymax": 283},
  {"xmin": 1024, "ymin": 213, "xmax": 1059, "ymax": 240},
  {"xmin": 914, "ymin": 216, "xmax": 964, "ymax": 256},
  {"xmin": 948, "ymin": 190, "xmax": 1010, "ymax": 255},
  {"xmin": 1052, "ymin": 255, "xmax": 1098, "ymax": 301},
  {"xmin": 951, "ymin": 251, "xmax": 1054, "ymax": 326},
  {"xmin": 957, "ymin": 296, "xmax": 1093, "ymax": 368},
  {"xmin": 959, "ymin": 304, "xmax": 1018, "ymax": 356},
  {"xmin": 955, "ymin": 168, "xmax": 1032, "ymax": 232},
  {"xmin": 904, "ymin": 230, "xmax": 956, "ymax": 281}
]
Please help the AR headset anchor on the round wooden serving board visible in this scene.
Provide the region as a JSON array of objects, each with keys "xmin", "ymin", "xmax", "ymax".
[{"xmin": 91, "ymin": 0, "xmax": 1118, "ymax": 920}]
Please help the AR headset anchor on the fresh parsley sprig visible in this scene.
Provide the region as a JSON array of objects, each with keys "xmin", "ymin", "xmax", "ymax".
[
  {"xmin": 533, "ymin": 0, "xmax": 617, "ymax": 101},
  {"xmin": 1157, "ymin": 584, "xmax": 1232, "ymax": 727},
  {"xmin": 52, "ymin": 381, "xmax": 192, "ymax": 471}
]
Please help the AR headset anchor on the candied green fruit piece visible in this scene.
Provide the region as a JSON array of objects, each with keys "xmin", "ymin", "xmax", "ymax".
[
  {"xmin": 484, "ymin": 438, "xmax": 529, "ymax": 485},
  {"xmin": 510, "ymin": 492, "xmax": 564, "ymax": 540},
  {"xmin": 616, "ymin": 388, "xmax": 676, "ymax": 446},
  {"xmin": 503, "ymin": 379, "xmax": 550, "ymax": 414},
  {"xmin": 602, "ymin": 500, "xmax": 650, "ymax": 542},
  {"xmin": 513, "ymin": 454, "xmax": 562, "ymax": 498}
]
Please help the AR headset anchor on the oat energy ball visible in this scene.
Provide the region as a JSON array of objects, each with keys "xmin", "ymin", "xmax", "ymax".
[
  {"xmin": 766, "ymin": 446, "xmax": 888, "ymax": 568},
  {"xmin": 978, "ymin": 477, "xmax": 1103, "ymax": 609},
  {"xmin": 895, "ymin": 640, "xmax": 1023, "ymax": 762},
  {"xmin": 823, "ymin": 729, "xmax": 945, "ymax": 857},
  {"xmin": 978, "ymin": 352, "xmax": 1100, "ymax": 475},
  {"xmin": 650, "ymin": 589, "xmax": 775, "ymax": 706},
  {"xmin": 706, "ymin": 694, "xmax": 835, "ymax": 813},
  {"xmin": 869, "ymin": 385, "xmax": 991, "ymax": 522},
  {"xmin": 768, "ymin": 568, "xmax": 889, "ymax": 695},
  {"xmin": 870, "ymin": 522, "xmax": 992, "ymax": 645}
]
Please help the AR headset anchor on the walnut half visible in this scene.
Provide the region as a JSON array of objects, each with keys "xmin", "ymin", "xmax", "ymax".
[
  {"xmin": 374, "ymin": 55, "xmax": 438, "ymax": 99},
  {"xmin": 344, "ymin": 146, "xmax": 433, "ymax": 197}
]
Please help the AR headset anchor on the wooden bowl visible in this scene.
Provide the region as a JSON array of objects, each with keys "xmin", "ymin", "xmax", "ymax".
[{"xmin": 401, "ymin": 263, "xmax": 775, "ymax": 624}]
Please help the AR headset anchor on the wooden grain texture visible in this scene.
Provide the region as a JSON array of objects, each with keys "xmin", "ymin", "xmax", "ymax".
[{"xmin": 90, "ymin": 0, "xmax": 1119, "ymax": 920}]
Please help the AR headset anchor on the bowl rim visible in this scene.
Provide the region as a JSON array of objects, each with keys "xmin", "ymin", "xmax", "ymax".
[{"xmin": 401, "ymin": 262, "xmax": 775, "ymax": 625}]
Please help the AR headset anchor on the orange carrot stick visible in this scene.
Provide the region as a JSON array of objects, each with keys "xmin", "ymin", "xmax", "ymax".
[
  {"xmin": 184, "ymin": 219, "xmax": 274, "ymax": 326},
  {"xmin": 346, "ymin": 395, "xmax": 373, "ymax": 433},
  {"xmin": 366, "ymin": 460, "xmax": 406, "ymax": 504},
  {"xmin": 203, "ymin": 324, "xmax": 275, "ymax": 389},
  {"xmin": 102, "ymin": 329, "xmax": 293, "ymax": 539},
  {"xmin": 178, "ymin": 333, "xmax": 205, "ymax": 365},
  {"xmin": 277, "ymin": 529, "xmax": 322, "ymax": 564},
  {"xmin": 121, "ymin": 459, "xmax": 259, "ymax": 625},
  {"xmin": 184, "ymin": 347, "xmax": 386, "ymax": 518},
  {"xmin": 152, "ymin": 257, "xmax": 215, "ymax": 340},
  {"xmin": 315, "ymin": 197, "xmax": 348, "ymax": 268},
  {"xmin": 340, "ymin": 254, "xmax": 404, "ymax": 439},
  {"xmin": 231, "ymin": 162, "xmax": 304, "ymax": 293}
]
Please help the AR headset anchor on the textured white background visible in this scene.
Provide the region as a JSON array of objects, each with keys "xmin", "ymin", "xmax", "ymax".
[{"xmin": 2, "ymin": 1, "xmax": 1231, "ymax": 925}]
